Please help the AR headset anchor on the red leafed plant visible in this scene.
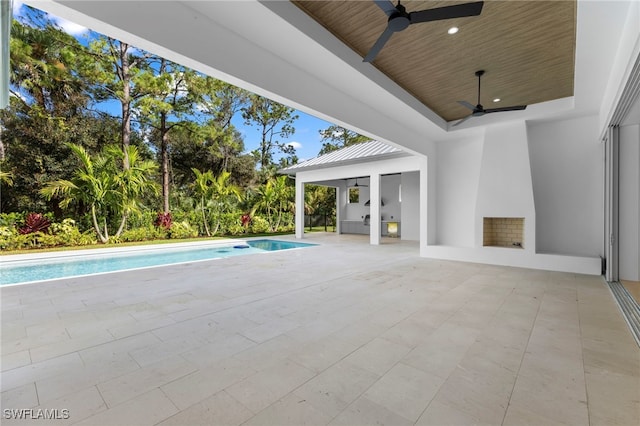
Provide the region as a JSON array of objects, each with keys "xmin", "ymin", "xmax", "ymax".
[
  {"xmin": 241, "ymin": 213, "xmax": 251, "ymax": 228},
  {"xmin": 154, "ymin": 212, "xmax": 172, "ymax": 230},
  {"xmin": 19, "ymin": 213, "xmax": 52, "ymax": 234}
]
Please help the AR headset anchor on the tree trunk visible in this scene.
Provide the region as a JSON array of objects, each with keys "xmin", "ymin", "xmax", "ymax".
[
  {"xmin": 201, "ymin": 198, "xmax": 210, "ymax": 236},
  {"xmin": 161, "ymin": 112, "xmax": 170, "ymax": 213},
  {"xmin": 91, "ymin": 205, "xmax": 108, "ymax": 243},
  {"xmin": 120, "ymin": 42, "xmax": 131, "ymax": 169},
  {"xmin": 261, "ymin": 128, "xmax": 269, "ymax": 170},
  {"xmin": 115, "ymin": 213, "xmax": 127, "ymax": 237},
  {"xmin": 266, "ymin": 210, "xmax": 273, "ymax": 232},
  {"xmin": 275, "ymin": 206, "xmax": 282, "ymax": 232}
]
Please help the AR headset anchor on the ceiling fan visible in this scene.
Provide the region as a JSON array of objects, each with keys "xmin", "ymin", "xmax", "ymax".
[
  {"xmin": 351, "ymin": 178, "xmax": 368, "ymax": 187},
  {"xmin": 453, "ymin": 70, "xmax": 527, "ymax": 126},
  {"xmin": 363, "ymin": 0, "xmax": 484, "ymax": 63}
]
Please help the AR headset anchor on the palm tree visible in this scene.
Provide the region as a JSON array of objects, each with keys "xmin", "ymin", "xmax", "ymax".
[
  {"xmin": 191, "ymin": 168, "xmax": 242, "ymax": 236},
  {"xmin": 0, "ymin": 170, "xmax": 13, "ymax": 187},
  {"xmin": 304, "ymin": 187, "xmax": 317, "ymax": 231},
  {"xmin": 209, "ymin": 170, "xmax": 242, "ymax": 235},
  {"xmin": 191, "ymin": 168, "xmax": 215, "ymax": 236},
  {"xmin": 109, "ymin": 145, "xmax": 160, "ymax": 236},
  {"xmin": 41, "ymin": 143, "xmax": 158, "ymax": 243},
  {"xmin": 271, "ymin": 175, "xmax": 294, "ymax": 232},
  {"xmin": 252, "ymin": 175, "xmax": 294, "ymax": 232},
  {"xmin": 251, "ymin": 179, "xmax": 277, "ymax": 232}
]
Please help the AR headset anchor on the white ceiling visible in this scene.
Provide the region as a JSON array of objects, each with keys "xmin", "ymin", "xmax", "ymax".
[{"xmin": 23, "ymin": 1, "xmax": 636, "ymax": 155}]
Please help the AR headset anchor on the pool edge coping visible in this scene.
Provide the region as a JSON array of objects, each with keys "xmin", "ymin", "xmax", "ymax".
[
  {"xmin": 1, "ymin": 235, "xmax": 317, "ymax": 287},
  {"xmin": 0, "ymin": 237, "xmax": 311, "ymax": 263}
]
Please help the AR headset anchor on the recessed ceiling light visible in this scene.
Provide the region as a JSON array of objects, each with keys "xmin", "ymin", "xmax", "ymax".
[
  {"xmin": 493, "ymin": 98, "xmax": 501, "ymax": 103},
  {"xmin": 447, "ymin": 27, "xmax": 459, "ymax": 35}
]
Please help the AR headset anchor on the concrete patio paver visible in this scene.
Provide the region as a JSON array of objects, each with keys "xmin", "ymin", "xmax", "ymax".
[{"xmin": 1, "ymin": 233, "xmax": 638, "ymax": 425}]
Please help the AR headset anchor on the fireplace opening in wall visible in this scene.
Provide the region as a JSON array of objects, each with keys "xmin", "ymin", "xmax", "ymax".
[{"xmin": 483, "ymin": 217, "xmax": 524, "ymax": 249}]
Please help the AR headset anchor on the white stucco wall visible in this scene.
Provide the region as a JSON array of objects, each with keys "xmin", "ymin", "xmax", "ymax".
[
  {"xmin": 344, "ymin": 183, "xmax": 370, "ymax": 221},
  {"xmin": 342, "ymin": 175, "xmax": 401, "ymax": 222},
  {"xmin": 527, "ymin": 115, "xmax": 604, "ymax": 258},
  {"xmin": 435, "ymin": 137, "xmax": 483, "ymax": 247},
  {"xmin": 381, "ymin": 174, "xmax": 401, "ymax": 222},
  {"xmin": 619, "ymin": 123, "xmax": 640, "ymax": 281},
  {"xmin": 427, "ymin": 118, "xmax": 602, "ymax": 274},
  {"xmin": 401, "ymin": 171, "xmax": 420, "ymax": 241},
  {"xmin": 599, "ymin": 0, "xmax": 640, "ymax": 133},
  {"xmin": 435, "ymin": 122, "xmax": 537, "ymax": 250},
  {"xmin": 475, "ymin": 122, "xmax": 536, "ymax": 252}
]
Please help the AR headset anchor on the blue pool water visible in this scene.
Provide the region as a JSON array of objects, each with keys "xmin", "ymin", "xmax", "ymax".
[{"xmin": 0, "ymin": 239, "xmax": 315, "ymax": 286}]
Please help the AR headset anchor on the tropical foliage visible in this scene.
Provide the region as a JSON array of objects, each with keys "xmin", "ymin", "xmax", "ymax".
[
  {"xmin": 0, "ymin": 5, "xmax": 370, "ymax": 251},
  {"xmin": 40, "ymin": 143, "xmax": 159, "ymax": 243}
]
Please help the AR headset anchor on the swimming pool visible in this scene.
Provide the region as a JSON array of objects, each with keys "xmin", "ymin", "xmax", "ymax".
[{"xmin": 0, "ymin": 239, "xmax": 316, "ymax": 286}]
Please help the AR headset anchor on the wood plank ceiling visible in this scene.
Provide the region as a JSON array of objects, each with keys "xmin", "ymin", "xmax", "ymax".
[{"xmin": 292, "ymin": 0, "xmax": 576, "ymax": 122}]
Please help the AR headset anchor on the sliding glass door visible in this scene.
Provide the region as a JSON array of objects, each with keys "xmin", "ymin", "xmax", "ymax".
[{"xmin": 603, "ymin": 126, "xmax": 619, "ymax": 282}]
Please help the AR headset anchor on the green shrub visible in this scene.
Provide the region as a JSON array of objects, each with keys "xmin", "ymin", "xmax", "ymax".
[
  {"xmin": 0, "ymin": 212, "xmax": 24, "ymax": 228},
  {"xmin": 117, "ymin": 225, "xmax": 167, "ymax": 243},
  {"xmin": 279, "ymin": 212, "xmax": 295, "ymax": 231},
  {"xmin": 250, "ymin": 215, "xmax": 270, "ymax": 234},
  {"xmin": 226, "ymin": 222, "xmax": 245, "ymax": 236},
  {"xmin": 49, "ymin": 219, "xmax": 96, "ymax": 246},
  {"xmin": 0, "ymin": 225, "xmax": 18, "ymax": 250},
  {"xmin": 217, "ymin": 213, "xmax": 243, "ymax": 236},
  {"xmin": 10, "ymin": 231, "xmax": 47, "ymax": 249},
  {"xmin": 277, "ymin": 224, "xmax": 295, "ymax": 233},
  {"xmin": 0, "ymin": 218, "xmax": 96, "ymax": 250},
  {"xmin": 171, "ymin": 209, "xmax": 200, "ymax": 227},
  {"xmin": 169, "ymin": 221, "xmax": 199, "ymax": 239},
  {"xmin": 126, "ymin": 211, "xmax": 156, "ymax": 229}
]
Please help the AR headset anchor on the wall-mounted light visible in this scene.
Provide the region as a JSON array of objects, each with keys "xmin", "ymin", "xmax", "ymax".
[{"xmin": 447, "ymin": 26, "xmax": 459, "ymax": 35}]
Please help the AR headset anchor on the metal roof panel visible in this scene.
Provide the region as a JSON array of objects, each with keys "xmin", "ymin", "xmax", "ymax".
[{"xmin": 280, "ymin": 140, "xmax": 407, "ymax": 173}]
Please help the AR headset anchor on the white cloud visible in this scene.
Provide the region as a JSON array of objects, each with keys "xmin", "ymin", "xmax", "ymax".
[
  {"xmin": 13, "ymin": 0, "xmax": 24, "ymax": 15},
  {"xmin": 13, "ymin": 2, "xmax": 87, "ymax": 35},
  {"xmin": 287, "ymin": 141, "xmax": 302, "ymax": 150},
  {"xmin": 53, "ymin": 17, "xmax": 87, "ymax": 36}
]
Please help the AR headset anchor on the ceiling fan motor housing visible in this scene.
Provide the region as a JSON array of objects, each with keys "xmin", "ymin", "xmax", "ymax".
[{"xmin": 388, "ymin": 4, "xmax": 410, "ymax": 31}]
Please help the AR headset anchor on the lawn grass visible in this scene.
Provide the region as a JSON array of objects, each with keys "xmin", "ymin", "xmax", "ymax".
[{"xmin": 305, "ymin": 226, "xmax": 336, "ymax": 233}]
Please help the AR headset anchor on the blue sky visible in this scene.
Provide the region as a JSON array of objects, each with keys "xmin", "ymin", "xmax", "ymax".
[
  {"xmin": 13, "ymin": 1, "xmax": 333, "ymax": 162},
  {"xmin": 231, "ymin": 111, "xmax": 332, "ymax": 162}
]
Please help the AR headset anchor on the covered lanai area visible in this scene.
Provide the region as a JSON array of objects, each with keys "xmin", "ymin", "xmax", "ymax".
[{"xmin": 280, "ymin": 141, "xmax": 426, "ymax": 246}]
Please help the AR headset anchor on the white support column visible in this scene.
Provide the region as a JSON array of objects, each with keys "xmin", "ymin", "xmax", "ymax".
[
  {"xmin": 0, "ymin": 0, "xmax": 13, "ymax": 108},
  {"xmin": 370, "ymin": 173, "xmax": 381, "ymax": 245},
  {"xmin": 335, "ymin": 185, "xmax": 342, "ymax": 234},
  {"xmin": 295, "ymin": 177, "xmax": 304, "ymax": 239},
  {"xmin": 420, "ymin": 157, "xmax": 430, "ymax": 256}
]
